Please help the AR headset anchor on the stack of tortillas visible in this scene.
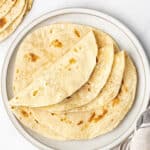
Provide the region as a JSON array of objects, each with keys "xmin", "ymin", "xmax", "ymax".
[
  {"xmin": 9, "ymin": 23, "xmax": 137, "ymax": 140},
  {"xmin": 0, "ymin": 0, "xmax": 33, "ymax": 42}
]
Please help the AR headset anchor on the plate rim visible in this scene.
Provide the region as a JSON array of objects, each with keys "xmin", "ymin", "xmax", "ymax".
[{"xmin": 1, "ymin": 7, "xmax": 150, "ymax": 150}]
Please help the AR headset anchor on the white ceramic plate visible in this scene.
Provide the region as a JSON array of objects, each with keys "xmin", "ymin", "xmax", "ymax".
[{"xmin": 1, "ymin": 8, "xmax": 150, "ymax": 150}]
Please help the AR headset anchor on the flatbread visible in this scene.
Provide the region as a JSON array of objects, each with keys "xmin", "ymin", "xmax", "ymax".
[
  {"xmin": 0, "ymin": 0, "xmax": 27, "ymax": 41},
  {"xmin": 9, "ymin": 22, "xmax": 137, "ymax": 139},
  {"xmin": 0, "ymin": 0, "xmax": 25, "ymax": 33},
  {"xmin": 10, "ymin": 31, "xmax": 98, "ymax": 107},
  {"xmin": 0, "ymin": 0, "xmax": 16, "ymax": 18},
  {"xmin": 43, "ymin": 44, "xmax": 115, "ymax": 112},
  {"xmin": 24, "ymin": 54, "xmax": 136, "ymax": 140},
  {"xmin": 13, "ymin": 23, "xmax": 120, "ymax": 95}
]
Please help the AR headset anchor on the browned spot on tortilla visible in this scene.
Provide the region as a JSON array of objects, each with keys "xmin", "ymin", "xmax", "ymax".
[
  {"xmin": 16, "ymin": 96, "xmax": 19, "ymax": 99},
  {"xmin": 21, "ymin": 110, "xmax": 29, "ymax": 117},
  {"xmin": 51, "ymin": 39, "xmax": 62, "ymax": 47},
  {"xmin": 0, "ymin": 17, "xmax": 6, "ymax": 28},
  {"xmin": 11, "ymin": 106, "xmax": 15, "ymax": 109},
  {"xmin": 30, "ymin": 53, "xmax": 39, "ymax": 62},
  {"xmin": 77, "ymin": 120, "xmax": 83, "ymax": 125},
  {"xmin": 60, "ymin": 118, "xmax": 64, "ymax": 122},
  {"xmin": 74, "ymin": 29, "xmax": 80, "ymax": 37},
  {"xmin": 88, "ymin": 112, "xmax": 96, "ymax": 122},
  {"xmin": 96, "ymin": 57, "xmax": 98, "ymax": 63},
  {"xmin": 34, "ymin": 119, "xmax": 39, "ymax": 123},
  {"xmin": 112, "ymin": 98, "xmax": 120, "ymax": 106},
  {"xmin": 94, "ymin": 109, "xmax": 108, "ymax": 123},
  {"xmin": 32, "ymin": 90, "xmax": 38, "ymax": 96},
  {"xmin": 24, "ymin": 53, "xmax": 39, "ymax": 62},
  {"xmin": 51, "ymin": 113, "xmax": 55, "ymax": 116},
  {"xmin": 69, "ymin": 58, "xmax": 76, "ymax": 64},
  {"xmin": 87, "ymin": 82, "xmax": 90, "ymax": 85},
  {"xmin": 66, "ymin": 96, "xmax": 71, "ymax": 99},
  {"xmin": 88, "ymin": 88, "xmax": 91, "ymax": 92}
]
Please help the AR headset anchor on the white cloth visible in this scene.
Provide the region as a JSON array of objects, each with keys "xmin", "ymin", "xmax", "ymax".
[
  {"xmin": 130, "ymin": 128, "xmax": 150, "ymax": 150},
  {"xmin": 113, "ymin": 128, "xmax": 150, "ymax": 150}
]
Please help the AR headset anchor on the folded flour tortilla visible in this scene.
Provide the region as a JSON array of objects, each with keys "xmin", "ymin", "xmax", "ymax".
[
  {"xmin": 10, "ymin": 31, "xmax": 98, "ymax": 107},
  {"xmin": 13, "ymin": 23, "xmax": 119, "ymax": 95}
]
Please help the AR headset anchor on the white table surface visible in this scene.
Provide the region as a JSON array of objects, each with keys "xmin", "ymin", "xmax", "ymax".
[{"xmin": 0, "ymin": 0, "xmax": 150, "ymax": 149}]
